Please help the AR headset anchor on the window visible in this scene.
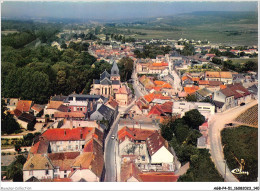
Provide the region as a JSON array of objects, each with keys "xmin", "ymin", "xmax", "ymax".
[
  {"xmin": 64, "ymin": 174, "xmax": 67, "ymax": 178},
  {"xmin": 29, "ymin": 171, "xmax": 33, "ymax": 176},
  {"xmin": 74, "ymin": 107, "xmax": 76, "ymax": 111},
  {"xmin": 83, "ymin": 107, "xmax": 85, "ymax": 111},
  {"xmin": 77, "ymin": 107, "xmax": 79, "ymax": 111},
  {"xmin": 64, "ymin": 170, "xmax": 67, "ymax": 174},
  {"xmin": 80, "ymin": 108, "xmax": 82, "ymax": 111},
  {"xmin": 46, "ymin": 170, "xmax": 49, "ymax": 175}
]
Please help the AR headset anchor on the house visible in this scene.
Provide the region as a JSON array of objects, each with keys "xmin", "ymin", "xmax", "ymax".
[
  {"xmin": 213, "ymin": 88, "xmax": 235, "ymax": 112},
  {"xmin": 64, "ymin": 94, "xmax": 108, "ymax": 114},
  {"xmin": 213, "ymin": 83, "xmax": 251, "ymax": 112},
  {"xmin": 172, "ymin": 101, "xmax": 215, "ymax": 117},
  {"xmin": 15, "ymin": 100, "xmax": 33, "ymax": 113},
  {"xmin": 247, "ymin": 84, "xmax": 258, "ymax": 99},
  {"xmin": 195, "ymin": 88, "xmax": 213, "ymax": 101},
  {"xmin": 23, "ymin": 154, "xmax": 54, "ymax": 182},
  {"xmin": 48, "ymin": 152, "xmax": 80, "ymax": 179},
  {"xmin": 54, "ymin": 112, "xmax": 85, "ymax": 121},
  {"xmin": 148, "ymin": 102, "xmax": 173, "ymax": 118},
  {"xmin": 183, "ymin": 86, "xmax": 199, "ymax": 95},
  {"xmin": 146, "ymin": 131, "xmax": 174, "ymax": 165},
  {"xmin": 90, "ymin": 103, "xmax": 115, "ymax": 126},
  {"xmin": 3, "ymin": 98, "xmax": 20, "ymax": 111},
  {"xmin": 198, "ymin": 80, "xmax": 224, "ymax": 92},
  {"xmin": 204, "ymin": 71, "xmax": 233, "ymax": 84},
  {"xmin": 115, "ymin": 84, "xmax": 132, "ymax": 106},
  {"xmin": 120, "ymin": 162, "xmax": 142, "ymax": 182},
  {"xmin": 70, "ymin": 137, "xmax": 104, "ymax": 182},
  {"xmin": 45, "ymin": 101, "xmax": 64, "ymax": 118},
  {"xmin": 23, "ymin": 127, "xmax": 104, "ymax": 182},
  {"xmin": 31, "ymin": 104, "xmax": 45, "ymax": 117},
  {"xmin": 197, "ymin": 121, "xmax": 209, "ymax": 149},
  {"xmin": 129, "ymin": 104, "xmax": 143, "ymax": 115},
  {"xmin": 17, "ymin": 113, "xmax": 36, "ymax": 129},
  {"xmin": 105, "ymin": 98, "xmax": 119, "ymax": 119}
]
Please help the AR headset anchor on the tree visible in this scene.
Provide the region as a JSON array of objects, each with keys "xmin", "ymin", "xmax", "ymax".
[
  {"xmin": 183, "ymin": 109, "xmax": 205, "ymax": 130},
  {"xmin": 118, "ymin": 57, "xmax": 134, "ymax": 82},
  {"xmin": 160, "ymin": 124, "xmax": 173, "ymax": 141},
  {"xmin": 1, "ymin": 99, "xmax": 21, "ymax": 135},
  {"xmin": 185, "ymin": 94, "xmax": 197, "ymax": 102},
  {"xmin": 6, "ymin": 155, "xmax": 27, "ymax": 182}
]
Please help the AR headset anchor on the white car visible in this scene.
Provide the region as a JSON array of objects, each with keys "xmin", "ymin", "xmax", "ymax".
[{"xmin": 111, "ymin": 135, "xmax": 115, "ymax": 140}]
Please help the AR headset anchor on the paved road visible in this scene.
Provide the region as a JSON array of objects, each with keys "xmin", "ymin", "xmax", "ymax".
[
  {"xmin": 131, "ymin": 68, "xmax": 146, "ymax": 99},
  {"xmin": 104, "ymin": 102, "xmax": 135, "ymax": 182},
  {"xmin": 209, "ymin": 100, "xmax": 258, "ymax": 182},
  {"xmin": 167, "ymin": 57, "xmax": 182, "ymax": 93}
]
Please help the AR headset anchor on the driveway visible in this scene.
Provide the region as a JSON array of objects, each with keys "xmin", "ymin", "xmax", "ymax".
[{"xmin": 208, "ymin": 100, "xmax": 258, "ymax": 182}]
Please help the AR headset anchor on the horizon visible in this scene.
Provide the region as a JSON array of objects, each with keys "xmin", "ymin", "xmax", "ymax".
[{"xmin": 2, "ymin": 1, "xmax": 258, "ymax": 21}]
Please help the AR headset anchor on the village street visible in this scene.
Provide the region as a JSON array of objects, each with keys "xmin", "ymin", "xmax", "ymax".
[
  {"xmin": 208, "ymin": 99, "xmax": 258, "ymax": 182},
  {"xmin": 104, "ymin": 101, "xmax": 135, "ymax": 182}
]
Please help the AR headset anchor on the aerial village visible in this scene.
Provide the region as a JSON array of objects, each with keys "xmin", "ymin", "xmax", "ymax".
[{"xmin": 1, "ymin": 34, "xmax": 258, "ymax": 182}]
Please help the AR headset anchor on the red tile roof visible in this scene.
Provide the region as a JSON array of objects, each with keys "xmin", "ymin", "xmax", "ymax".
[
  {"xmin": 118, "ymin": 126, "xmax": 155, "ymax": 143},
  {"xmin": 146, "ymin": 131, "xmax": 168, "ymax": 156},
  {"xmin": 148, "ymin": 105, "xmax": 166, "ymax": 117},
  {"xmin": 16, "ymin": 100, "xmax": 32, "ymax": 112},
  {"xmin": 42, "ymin": 127, "xmax": 93, "ymax": 141},
  {"xmin": 13, "ymin": 109, "xmax": 22, "ymax": 117},
  {"xmin": 139, "ymin": 172, "xmax": 178, "ymax": 182},
  {"xmin": 121, "ymin": 162, "xmax": 142, "ymax": 182},
  {"xmin": 54, "ymin": 112, "xmax": 85, "ymax": 118},
  {"xmin": 47, "ymin": 101, "xmax": 63, "ymax": 109},
  {"xmin": 31, "ymin": 104, "xmax": 44, "ymax": 112},
  {"xmin": 184, "ymin": 86, "xmax": 199, "ymax": 95}
]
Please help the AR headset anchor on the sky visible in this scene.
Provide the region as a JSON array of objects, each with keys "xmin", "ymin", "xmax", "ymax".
[{"xmin": 1, "ymin": 1, "xmax": 258, "ymax": 21}]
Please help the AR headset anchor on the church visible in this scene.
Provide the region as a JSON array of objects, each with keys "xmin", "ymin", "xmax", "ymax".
[
  {"xmin": 91, "ymin": 61, "xmax": 133, "ymax": 106},
  {"xmin": 92, "ymin": 61, "xmax": 121, "ymax": 97}
]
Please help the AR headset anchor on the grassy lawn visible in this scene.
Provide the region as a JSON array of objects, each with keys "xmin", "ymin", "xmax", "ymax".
[{"xmin": 221, "ymin": 126, "xmax": 258, "ymax": 182}]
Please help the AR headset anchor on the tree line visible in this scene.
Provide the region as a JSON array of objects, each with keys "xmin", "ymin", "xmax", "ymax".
[
  {"xmin": 134, "ymin": 45, "xmax": 172, "ymax": 58},
  {"xmin": 160, "ymin": 109, "xmax": 223, "ymax": 181}
]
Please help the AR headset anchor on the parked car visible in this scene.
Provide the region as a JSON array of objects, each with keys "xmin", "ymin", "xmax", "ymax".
[
  {"xmin": 240, "ymin": 102, "xmax": 245, "ymax": 106},
  {"xmin": 111, "ymin": 135, "xmax": 115, "ymax": 140},
  {"xmin": 225, "ymin": 123, "xmax": 233, "ymax": 127}
]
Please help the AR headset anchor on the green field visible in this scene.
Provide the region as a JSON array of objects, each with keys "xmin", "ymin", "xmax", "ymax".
[
  {"xmin": 124, "ymin": 24, "xmax": 257, "ymax": 46},
  {"xmin": 221, "ymin": 126, "xmax": 258, "ymax": 182},
  {"xmin": 230, "ymin": 58, "xmax": 258, "ymax": 64}
]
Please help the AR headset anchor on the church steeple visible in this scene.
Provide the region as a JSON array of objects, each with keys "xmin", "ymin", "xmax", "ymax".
[
  {"xmin": 111, "ymin": 61, "xmax": 119, "ymax": 76},
  {"xmin": 110, "ymin": 61, "xmax": 120, "ymax": 81}
]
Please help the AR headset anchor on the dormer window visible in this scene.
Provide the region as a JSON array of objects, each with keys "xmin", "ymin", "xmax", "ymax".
[
  {"xmin": 45, "ymin": 163, "xmax": 49, "ymax": 168},
  {"xmin": 30, "ymin": 163, "xmax": 34, "ymax": 168}
]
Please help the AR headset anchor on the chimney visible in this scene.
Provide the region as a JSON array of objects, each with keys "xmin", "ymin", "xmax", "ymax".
[
  {"xmin": 90, "ymin": 101, "xmax": 93, "ymax": 111},
  {"xmin": 70, "ymin": 119, "xmax": 73, "ymax": 129},
  {"xmin": 80, "ymin": 128, "xmax": 83, "ymax": 140}
]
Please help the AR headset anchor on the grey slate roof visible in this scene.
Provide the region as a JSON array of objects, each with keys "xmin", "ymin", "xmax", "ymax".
[
  {"xmin": 247, "ymin": 84, "xmax": 258, "ymax": 95},
  {"xmin": 97, "ymin": 104, "xmax": 114, "ymax": 121},
  {"xmin": 100, "ymin": 70, "xmax": 110, "ymax": 81},
  {"xmin": 111, "ymin": 61, "xmax": 119, "ymax": 76},
  {"xmin": 196, "ymin": 88, "xmax": 212, "ymax": 97},
  {"xmin": 100, "ymin": 78, "xmax": 112, "ymax": 85},
  {"xmin": 66, "ymin": 94, "xmax": 108, "ymax": 103},
  {"xmin": 94, "ymin": 79, "xmax": 100, "ymax": 84}
]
